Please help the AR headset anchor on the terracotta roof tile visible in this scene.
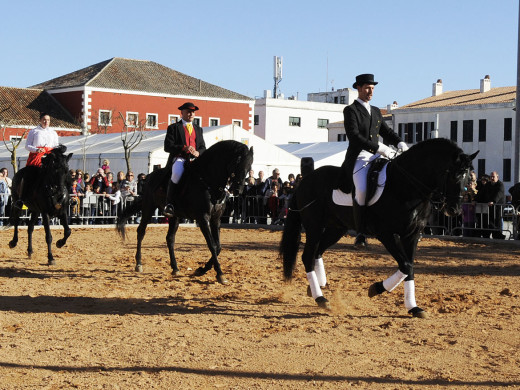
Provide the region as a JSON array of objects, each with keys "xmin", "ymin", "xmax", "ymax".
[
  {"xmin": 31, "ymin": 57, "xmax": 253, "ymax": 101},
  {"xmin": 0, "ymin": 86, "xmax": 79, "ymax": 129},
  {"xmin": 399, "ymin": 86, "xmax": 516, "ymax": 109}
]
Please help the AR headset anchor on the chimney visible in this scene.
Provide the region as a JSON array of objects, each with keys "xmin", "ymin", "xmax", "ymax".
[
  {"xmin": 264, "ymin": 89, "xmax": 272, "ymax": 98},
  {"xmin": 480, "ymin": 75, "xmax": 491, "ymax": 93},
  {"xmin": 432, "ymin": 79, "xmax": 443, "ymax": 96},
  {"xmin": 387, "ymin": 101, "xmax": 399, "ymax": 112}
]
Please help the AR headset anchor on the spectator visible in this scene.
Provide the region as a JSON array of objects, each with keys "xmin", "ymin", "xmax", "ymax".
[
  {"xmin": 476, "ymin": 172, "xmax": 505, "ymax": 239},
  {"xmin": 136, "ymin": 173, "xmax": 146, "ymax": 197},
  {"xmin": 69, "ymin": 177, "xmax": 84, "ymax": 224},
  {"xmin": 0, "ymin": 169, "xmax": 10, "ymax": 225},
  {"xmin": 76, "ymin": 169, "xmax": 85, "ymax": 191},
  {"xmin": 461, "ymin": 193, "xmax": 476, "ymax": 237},
  {"xmin": 0, "ymin": 167, "xmax": 12, "ymax": 220},
  {"xmin": 82, "ymin": 183, "xmax": 97, "ymax": 225},
  {"xmin": 243, "ymin": 176, "xmax": 258, "ymax": 223},
  {"xmin": 120, "ymin": 171, "xmax": 138, "ymax": 213},
  {"xmin": 263, "ymin": 168, "xmax": 283, "ymax": 196},
  {"xmin": 101, "ymin": 159, "xmax": 110, "ymax": 173},
  {"xmin": 105, "ymin": 172, "xmax": 114, "ymax": 194},
  {"xmin": 275, "ymin": 182, "xmax": 292, "ymax": 225},
  {"xmin": 288, "ymin": 173, "xmax": 296, "ymax": 189},
  {"xmin": 265, "ymin": 182, "xmax": 280, "ymax": 224},
  {"xmin": 256, "ymin": 170, "xmax": 267, "ymax": 224},
  {"xmin": 116, "ymin": 171, "xmax": 126, "ymax": 188},
  {"xmin": 105, "ymin": 182, "xmax": 121, "ymax": 224}
]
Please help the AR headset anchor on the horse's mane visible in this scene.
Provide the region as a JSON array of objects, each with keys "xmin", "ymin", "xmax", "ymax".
[
  {"xmin": 190, "ymin": 140, "xmax": 248, "ymax": 172},
  {"xmin": 405, "ymin": 138, "xmax": 462, "ymax": 156}
]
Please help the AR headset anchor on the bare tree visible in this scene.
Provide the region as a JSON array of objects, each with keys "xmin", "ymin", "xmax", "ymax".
[
  {"xmin": 0, "ymin": 109, "xmax": 29, "ymax": 174},
  {"xmin": 117, "ymin": 111, "xmax": 149, "ymax": 173}
]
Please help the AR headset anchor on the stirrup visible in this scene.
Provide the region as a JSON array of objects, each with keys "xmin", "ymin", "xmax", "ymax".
[{"xmin": 163, "ymin": 204, "xmax": 174, "ymax": 217}]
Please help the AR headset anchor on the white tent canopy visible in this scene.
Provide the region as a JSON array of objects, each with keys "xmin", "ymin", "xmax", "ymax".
[
  {"xmin": 277, "ymin": 142, "xmax": 349, "ymax": 170},
  {"xmin": 0, "ymin": 125, "xmax": 302, "ymax": 180}
]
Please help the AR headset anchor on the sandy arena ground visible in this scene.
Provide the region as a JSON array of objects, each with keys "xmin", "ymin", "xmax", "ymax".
[{"xmin": 0, "ymin": 224, "xmax": 519, "ymax": 389}]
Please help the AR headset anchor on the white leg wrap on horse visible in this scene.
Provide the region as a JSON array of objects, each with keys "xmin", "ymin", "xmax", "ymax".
[
  {"xmin": 314, "ymin": 258, "xmax": 326, "ymax": 287},
  {"xmin": 404, "ymin": 280, "xmax": 417, "ymax": 310},
  {"xmin": 306, "ymin": 271, "xmax": 323, "ymax": 299},
  {"xmin": 382, "ymin": 270, "xmax": 407, "ymax": 292}
]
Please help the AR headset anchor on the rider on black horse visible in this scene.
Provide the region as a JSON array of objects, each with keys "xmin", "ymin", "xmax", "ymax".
[
  {"xmin": 337, "ymin": 74, "xmax": 408, "ymax": 249},
  {"xmin": 163, "ymin": 102, "xmax": 207, "ymax": 217},
  {"xmin": 15, "ymin": 112, "xmax": 60, "ymax": 209}
]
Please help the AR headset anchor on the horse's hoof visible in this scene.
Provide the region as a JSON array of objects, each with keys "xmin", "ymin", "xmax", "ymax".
[
  {"xmin": 8, "ymin": 241, "xmax": 16, "ymax": 249},
  {"xmin": 48, "ymin": 259, "xmax": 56, "ymax": 266},
  {"xmin": 408, "ymin": 307, "xmax": 428, "ymax": 318},
  {"xmin": 171, "ymin": 269, "xmax": 180, "ymax": 276},
  {"xmin": 216, "ymin": 274, "xmax": 228, "ymax": 285},
  {"xmin": 315, "ymin": 296, "xmax": 330, "ymax": 309},
  {"xmin": 193, "ymin": 267, "xmax": 207, "ymax": 277},
  {"xmin": 56, "ymin": 239, "xmax": 65, "ymax": 248},
  {"xmin": 368, "ymin": 282, "xmax": 385, "ymax": 298},
  {"xmin": 135, "ymin": 265, "xmax": 143, "ymax": 272}
]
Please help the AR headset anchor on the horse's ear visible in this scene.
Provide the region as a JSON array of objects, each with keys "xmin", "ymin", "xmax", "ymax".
[
  {"xmin": 469, "ymin": 150, "xmax": 479, "ymax": 161},
  {"xmin": 249, "ymin": 146, "xmax": 254, "ymax": 155},
  {"xmin": 66, "ymin": 153, "xmax": 73, "ymax": 162}
]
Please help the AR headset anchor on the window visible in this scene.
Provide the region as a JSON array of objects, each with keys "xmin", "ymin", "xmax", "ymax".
[
  {"xmin": 126, "ymin": 112, "xmax": 138, "ymax": 127},
  {"xmin": 146, "ymin": 113, "xmax": 158, "ymax": 129},
  {"xmin": 289, "ymin": 117, "xmax": 301, "ymax": 127},
  {"xmin": 337, "ymin": 134, "xmax": 347, "ymax": 141},
  {"xmin": 340, "ymin": 96, "xmax": 346, "ymax": 104},
  {"xmin": 504, "ymin": 118, "xmax": 512, "ymax": 141},
  {"xmin": 334, "ymin": 97, "xmax": 338, "ymax": 104},
  {"xmin": 450, "ymin": 121, "xmax": 458, "ymax": 142},
  {"xmin": 99, "ymin": 110, "xmax": 112, "ymax": 126},
  {"xmin": 462, "ymin": 120, "xmax": 473, "ymax": 142},
  {"xmin": 317, "ymin": 119, "xmax": 329, "ymax": 128},
  {"xmin": 398, "ymin": 123, "xmax": 404, "ymax": 139},
  {"xmin": 478, "ymin": 119, "xmax": 486, "ymax": 142},
  {"xmin": 209, "ymin": 118, "xmax": 220, "ymax": 126},
  {"xmin": 232, "ymin": 119, "xmax": 243, "ymax": 127},
  {"xmin": 193, "ymin": 117, "xmax": 201, "ymax": 126},
  {"xmin": 503, "ymin": 159, "xmax": 511, "ymax": 182},
  {"xmin": 254, "ymin": 115, "xmax": 259, "ymax": 125},
  {"xmin": 415, "ymin": 122, "xmax": 423, "ymax": 143},
  {"xmin": 168, "ymin": 114, "xmax": 180, "ymax": 124},
  {"xmin": 405, "ymin": 123, "xmax": 413, "ymax": 143},
  {"xmin": 424, "ymin": 122, "xmax": 434, "ymax": 140},
  {"xmin": 477, "ymin": 159, "xmax": 486, "ymax": 179}
]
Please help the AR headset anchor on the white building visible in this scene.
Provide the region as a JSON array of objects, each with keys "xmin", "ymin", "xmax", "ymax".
[
  {"xmin": 307, "ymin": 87, "xmax": 357, "ymax": 105},
  {"xmin": 392, "ymin": 76, "xmax": 516, "ymax": 188},
  {"xmin": 253, "ymin": 92, "xmax": 346, "ymax": 144}
]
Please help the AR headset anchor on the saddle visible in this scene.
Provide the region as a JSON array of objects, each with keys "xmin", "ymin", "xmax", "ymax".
[{"xmin": 332, "ymin": 157, "xmax": 390, "ymax": 207}]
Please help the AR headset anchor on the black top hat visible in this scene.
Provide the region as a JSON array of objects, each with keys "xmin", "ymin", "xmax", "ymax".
[
  {"xmin": 352, "ymin": 74, "xmax": 378, "ymax": 89},
  {"xmin": 178, "ymin": 102, "xmax": 199, "ymax": 111}
]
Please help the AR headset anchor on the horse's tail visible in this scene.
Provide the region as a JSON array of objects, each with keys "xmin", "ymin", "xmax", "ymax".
[
  {"xmin": 116, "ymin": 197, "xmax": 143, "ymax": 240},
  {"xmin": 280, "ymin": 195, "xmax": 302, "ymax": 281}
]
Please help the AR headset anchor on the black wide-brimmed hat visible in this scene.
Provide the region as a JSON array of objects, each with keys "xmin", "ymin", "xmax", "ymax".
[
  {"xmin": 352, "ymin": 74, "xmax": 378, "ymax": 89},
  {"xmin": 178, "ymin": 102, "xmax": 199, "ymax": 111}
]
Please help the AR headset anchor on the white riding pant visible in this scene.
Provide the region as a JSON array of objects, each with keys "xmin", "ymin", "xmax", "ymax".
[
  {"xmin": 170, "ymin": 157, "xmax": 185, "ymax": 184},
  {"xmin": 353, "ymin": 150, "xmax": 380, "ymax": 206}
]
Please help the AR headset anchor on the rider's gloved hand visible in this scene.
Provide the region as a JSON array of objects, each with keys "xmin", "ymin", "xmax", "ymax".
[
  {"xmin": 397, "ymin": 142, "xmax": 409, "ymax": 152},
  {"xmin": 377, "ymin": 143, "xmax": 394, "ymax": 158}
]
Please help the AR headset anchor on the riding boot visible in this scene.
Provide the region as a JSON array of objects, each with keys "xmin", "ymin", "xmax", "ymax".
[
  {"xmin": 353, "ymin": 202, "xmax": 368, "ymax": 249},
  {"xmin": 163, "ymin": 181, "xmax": 177, "ymax": 217}
]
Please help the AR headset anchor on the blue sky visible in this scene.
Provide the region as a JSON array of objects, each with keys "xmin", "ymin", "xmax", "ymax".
[{"xmin": 0, "ymin": 0, "xmax": 517, "ymax": 107}]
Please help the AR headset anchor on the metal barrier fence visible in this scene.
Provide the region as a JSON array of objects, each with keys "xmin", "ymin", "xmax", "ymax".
[{"xmin": 0, "ymin": 194, "xmax": 517, "ymax": 240}]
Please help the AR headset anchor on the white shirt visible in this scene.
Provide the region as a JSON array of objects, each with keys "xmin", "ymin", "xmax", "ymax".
[
  {"xmin": 356, "ymin": 98, "xmax": 371, "ymax": 115},
  {"xmin": 25, "ymin": 125, "xmax": 59, "ymax": 153}
]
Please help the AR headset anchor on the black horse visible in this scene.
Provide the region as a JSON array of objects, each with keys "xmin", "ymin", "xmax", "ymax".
[
  {"xmin": 117, "ymin": 140, "xmax": 254, "ymax": 284},
  {"xmin": 8, "ymin": 145, "xmax": 73, "ymax": 264},
  {"xmin": 280, "ymin": 138, "xmax": 477, "ymax": 318}
]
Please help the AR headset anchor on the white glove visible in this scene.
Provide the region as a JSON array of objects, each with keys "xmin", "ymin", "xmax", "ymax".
[
  {"xmin": 377, "ymin": 143, "xmax": 394, "ymax": 158},
  {"xmin": 397, "ymin": 141, "xmax": 409, "ymax": 152}
]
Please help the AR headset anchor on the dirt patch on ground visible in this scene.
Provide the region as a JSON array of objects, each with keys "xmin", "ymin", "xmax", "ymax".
[{"xmin": 0, "ymin": 225, "xmax": 519, "ymax": 389}]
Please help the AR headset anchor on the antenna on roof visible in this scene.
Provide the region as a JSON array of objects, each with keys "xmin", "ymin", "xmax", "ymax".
[{"xmin": 273, "ymin": 56, "xmax": 283, "ymax": 99}]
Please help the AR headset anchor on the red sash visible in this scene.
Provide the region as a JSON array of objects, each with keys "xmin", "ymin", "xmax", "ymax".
[{"xmin": 26, "ymin": 147, "xmax": 53, "ymax": 167}]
